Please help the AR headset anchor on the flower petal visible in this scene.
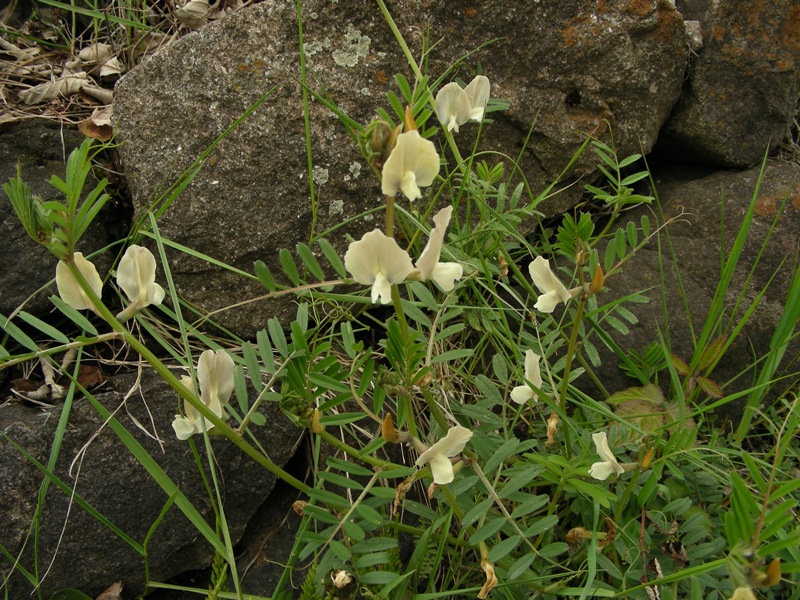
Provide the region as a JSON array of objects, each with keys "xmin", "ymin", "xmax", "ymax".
[
  {"xmin": 523, "ymin": 349, "xmax": 542, "ymax": 389},
  {"xmin": 588, "ymin": 460, "xmax": 617, "ymax": 481},
  {"xmin": 435, "ymin": 82, "xmax": 472, "ymax": 133},
  {"xmin": 117, "ymin": 245, "xmax": 159, "ymax": 305},
  {"xmin": 55, "ymin": 253, "xmax": 103, "ymax": 311},
  {"xmin": 172, "ymin": 416, "xmax": 198, "ymax": 440},
  {"xmin": 589, "ymin": 432, "xmax": 624, "ymax": 480},
  {"xmin": 430, "ymin": 262, "xmax": 463, "ymax": 291},
  {"xmin": 510, "ymin": 385, "xmax": 534, "ymax": 404},
  {"xmin": 464, "ymin": 75, "xmax": 490, "ymax": 120},
  {"xmin": 428, "ymin": 454, "xmax": 456, "ymax": 485},
  {"xmin": 197, "ymin": 349, "xmax": 235, "ymax": 416},
  {"xmin": 529, "ymin": 256, "xmax": 571, "ymax": 312},
  {"xmin": 416, "ymin": 206, "xmax": 453, "ymax": 280},
  {"xmin": 381, "ymin": 131, "xmax": 440, "ymax": 200},
  {"xmin": 372, "ymin": 271, "xmax": 392, "ymax": 304}
]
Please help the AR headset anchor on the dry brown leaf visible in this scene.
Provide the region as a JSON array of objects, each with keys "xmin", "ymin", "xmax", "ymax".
[
  {"xmin": 78, "ymin": 42, "xmax": 114, "ymax": 64},
  {"xmin": 0, "ymin": 37, "xmax": 41, "ymax": 61},
  {"xmin": 175, "ymin": 0, "xmax": 210, "ymax": 28},
  {"xmin": 18, "ymin": 71, "xmax": 89, "ymax": 104},
  {"xmin": 82, "ymin": 85, "xmax": 114, "ymax": 105},
  {"xmin": 99, "ymin": 56, "xmax": 125, "ymax": 77},
  {"xmin": 95, "ymin": 581, "xmax": 123, "ymax": 600}
]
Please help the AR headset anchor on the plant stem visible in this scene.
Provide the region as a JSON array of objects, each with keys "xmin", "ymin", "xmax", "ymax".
[
  {"xmin": 64, "ymin": 259, "xmax": 311, "ymax": 495},
  {"xmin": 558, "ymin": 294, "xmax": 587, "ymax": 456}
]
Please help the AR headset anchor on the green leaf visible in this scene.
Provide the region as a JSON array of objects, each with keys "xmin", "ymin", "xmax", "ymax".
[
  {"xmin": 241, "ymin": 342, "xmax": 263, "ymax": 393},
  {"xmin": 0, "ymin": 313, "xmax": 39, "ymax": 352},
  {"xmin": 507, "ymin": 552, "xmax": 536, "ymax": 580},
  {"xmin": 487, "ymin": 535, "xmax": 521, "ymax": 562},
  {"xmin": 254, "ymin": 260, "xmax": 276, "ymax": 291},
  {"xmin": 469, "ymin": 517, "xmax": 507, "ymax": 544},
  {"xmin": 49, "ymin": 295, "xmax": 97, "ymax": 334},
  {"xmin": 17, "ymin": 311, "xmax": 70, "ymax": 344},
  {"xmin": 256, "ymin": 328, "xmax": 276, "ymax": 373},
  {"xmin": 523, "ymin": 514, "xmax": 559, "ymax": 537},
  {"xmin": 430, "ymin": 347, "xmax": 474, "ymax": 364},
  {"xmin": 279, "ymin": 248, "xmax": 301, "ymax": 285},
  {"xmin": 462, "ymin": 499, "xmax": 494, "ymax": 528},
  {"xmin": 296, "ymin": 242, "xmax": 324, "ymax": 281},
  {"xmin": 317, "ymin": 238, "xmax": 346, "ymax": 278},
  {"xmin": 360, "ymin": 571, "xmax": 398, "ymax": 585},
  {"xmin": 268, "ymin": 317, "xmax": 288, "ymax": 357},
  {"xmin": 539, "ymin": 542, "xmax": 569, "ymax": 558}
]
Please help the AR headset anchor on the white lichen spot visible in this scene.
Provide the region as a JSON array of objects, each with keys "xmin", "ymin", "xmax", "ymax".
[
  {"xmin": 360, "ymin": 87, "xmax": 371, "ymax": 96},
  {"xmin": 329, "ymin": 199, "xmax": 344, "ymax": 216},
  {"xmin": 304, "ymin": 37, "xmax": 331, "ymax": 57},
  {"xmin": 332, "ymin": 24, "xmax": 371, "ymax": 68},
  {"xmin": 349, "ymin": 162, "xmax": 361, "ymax": 179},
  {"xmin": 313, "ymin": 166, "xmax": 329, "ymax": 186}
]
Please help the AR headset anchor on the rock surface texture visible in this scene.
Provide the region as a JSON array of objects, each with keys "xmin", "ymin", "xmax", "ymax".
[
  {"xmin": 1, "ymin": 0, "xmax": 798, "ymax": 596},
  {"xmin": 658, "ymin": 0, "xmax": 800, "ymax": 166},
  {"xmin": 597, "ymin": 159, "xmax": 800, "ymax": 409},
  {"xmin": 0, "ymin": 369, "xmax": 302, "ymax": 598},
  {"xmin": 0, "ymin": 121, "xmax": 122, "ymax": 317},
  {"xmin": 112, "ymin": 0, "xmax": 690, "ymax": 337}
]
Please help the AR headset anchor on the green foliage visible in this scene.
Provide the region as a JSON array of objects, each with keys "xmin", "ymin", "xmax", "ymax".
[
  {"xmin": 2, "ymin": 3, "xmax": 799, "ymax": 599},
  {"xmin": 2, "ymin": 139, "xmax": 109, "ymax": 259}
]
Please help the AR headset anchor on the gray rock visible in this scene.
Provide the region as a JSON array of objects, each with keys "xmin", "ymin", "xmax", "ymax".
[
  {"xmin": 593, "ymin": 159, "xmax": 800, "ymax": 417},
  {"xmin": 113, "ymin": 0, "xmax": 690, "ymax": 338},
  {"xmin": 658, "ymin": 0, "xmax": 800, "ymax": 167},
  {"xmin": 0, "ymin": 121, "xmax": 124, "ymax": 318},
  {"xmin": 0, "ymin": 367, "xmax": 302, "ymax": 598}
]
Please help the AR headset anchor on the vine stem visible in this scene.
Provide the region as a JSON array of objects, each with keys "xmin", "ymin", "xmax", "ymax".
[
  {"xmin": 558, "ymin": 293, "xmax": 587, "ymax": 456},
  {"xmin": 64, "ymin": 258, "xmax": 311, "ymax": 494}
]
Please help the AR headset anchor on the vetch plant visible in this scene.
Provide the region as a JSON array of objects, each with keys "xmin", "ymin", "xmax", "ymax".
[
  {"xmin": 413, "ymin": 425, "xmax": 473, "ymax": 485},
  {"xmin": 172, "ymin": 349, "xmax": 235, "ymax": 440},
  {"xmin": 55, "ymin": 252, "xmax": 103, "ymax": 312},
  {"xmin": 414, "ymin": 205, "xmax": 463, "ymax": 291},
  {"xmin": 115, "ymin": 244, "xmax": 166, "ymax": 321},
  {"xmin": 435, "ymin": 75, "xmax": 491, "ymax": 132},
  {"xmin": 510, "ymin": 349, "xmax": 542, "ymax": 404},
  {"xmin": 381, "ymin": 129, "xmax": 440, "ymax": 201},
  {"xmin": 343, "ymin": 229, "xmax": 414, "ymax": 304}
]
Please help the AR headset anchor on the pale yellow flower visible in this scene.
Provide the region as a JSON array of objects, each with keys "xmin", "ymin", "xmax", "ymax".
[
  {"xmin": 529, "ymin": 256, "xmax": 572, "ymax": 313},
  {"xmin": 588, "ymin": 431, "xmax": 625, "ymax": 481},
  {"xmin": 435, "ymin": 75, "xmax": 491, "ymax": 132},
  {"xmin": 415, "ymin": 206, "xmax": 463, "ymax": 291},
  {"xmin": 415, "ymin": 425, "xmax": 473, "ymax": 485},
  {"xmin": 381, "ymin": 130, "xmax": 440, "ymax": 201},
  {"xmin": 172, "ymin": 349, "xmax": 235, "ymax": 440},
  {"xmin": 344, "ymin": 229, "xmax": 414, "ymax": 304},
  {"xmin": 116, "ymin": 244, "xmax": 165, "ymax": 320},
  {"xmin": 510, "ymin": 349, "xmax": 542, "ymax": 404},
  {"xmin": 55, "ymin": 252, "xmax": 103, "ymax": 311}
]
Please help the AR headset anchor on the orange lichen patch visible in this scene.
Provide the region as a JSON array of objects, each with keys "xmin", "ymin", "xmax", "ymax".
[
  {"xmin": 625, "ymin": 0, "xmax": 654, "ymax": 17},
  {"xmin": 374, "ymin": 69, "xmax": 389, "ymax": 85},
  {"xmin": 464, "ymin": 6, "xmax": 477, "ymax": 18},
  {"xmin": 755, "ymin": 194, "xmax": 781, "ymax": 217},
  {"xmin": 560, "ymin": 23, "xmax": 580, "ymax": 47},
  {"xmin": 711, "ymin": 25, "xmax": 726, "ymax": 42},
  {"xmin": 755, "ymin": 188, "xmax": 800, "ymax": 217},
  {"xmin": 597, "ymin": 0, "xmax": 608, "ymax": 13},
  {"xmin": 648, "ymin": 5, "xmax": 685, "ymax": 43},
  {"xmin": 781, "ymin": 5, "xmax": 800, "ymax": 52}
]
